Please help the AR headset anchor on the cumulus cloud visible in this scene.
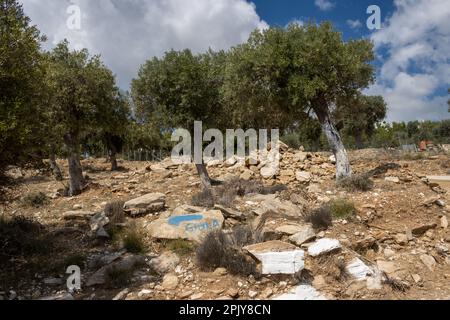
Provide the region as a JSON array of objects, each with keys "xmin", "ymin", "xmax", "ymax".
[
  {"xmin": 346, "ymin": 19, "xmax": 362, "ymax": 29},
  {"xmin": 314, "ymin": 0, "xmax": 335, "ymax": 11},
  {"xmin": 369, "ymin": 0, "xmax": 450, "ymax": 122},
  {"xmin": 347, "ymin": 19, "xmax": 362, "ymax": 29},
  {"xmin": 21, "ymin": 0, "xmax": 268, "ymax": 88}
]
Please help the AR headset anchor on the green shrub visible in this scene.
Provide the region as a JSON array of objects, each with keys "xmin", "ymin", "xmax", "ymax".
[
  {"xmin": 123, "ymin": 228, "xmax": 146, "ymax": 254},
  {"xmin": 305, "ymin": 206, "xmax": 333, "ymax": 231},
  {"xmin": 21, "ymin": 192, "xmax": 49, "ymax": 208},
  {"xmin": 0, "ymin": 216, "xmax": 53, "ymax": 263},
  {"xmin": 63, "ymin": 253, "xmax": 86, "ymax": 268},
  {"xmin": 165, "ymin": 239, "xmax": 195, "ymax": 256},
  {"xmin": 329, "ymin": 198, "xmax": 356, "ymax": 219},
  {"xmin": 338, "ymin": 174, "xmax": 374, "ymax": 192},
  {"xmin": 105, "ymin": 265, "xmax": 134, "ymax": 288},
  {"xmin": 191, "ymin": 188, "xmax": 215, "ymax": 207},
  {"xmin": 196, "ymin": 230, "xmax": 256, "ymax": 276}
]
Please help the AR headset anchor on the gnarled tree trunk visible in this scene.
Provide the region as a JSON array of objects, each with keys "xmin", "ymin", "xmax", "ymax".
[
  {"xmin": 315, "ymin": 104, "xmax": 352, "ymax": 180},
  {"xmin": 64, "ymin": 133, "xmax": 85, "ymax": 196},
  {"xmin": 354, "ymin": 131, "xmax": 364, "ymax": 150},
  {"xmin": 107, "ymin": 138, "xmax": 118, "ymax": 171},
  {"xmin": 49, "ymin": 153, "xmax": 63, "ymax": 181},
  {"xmin": 195, "ymin": 163, "xmax": 212, "ymax": 190}
]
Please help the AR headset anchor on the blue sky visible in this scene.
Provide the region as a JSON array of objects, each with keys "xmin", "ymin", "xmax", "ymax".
[
  {"xmin": 253, "ymin": 0, "xmax": 394, "ymax": 38},
  {"xmin": 21, "ymin": 0, "xmax": 450, "ymax": 122}
]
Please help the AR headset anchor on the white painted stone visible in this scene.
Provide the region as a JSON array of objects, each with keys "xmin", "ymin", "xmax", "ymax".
[
  {"xmin": 273, "ymin": 285, "xmax": 327, "ymax": 300},
  {"xmin": 346, "ymin": 258, "xmax": 375, "ymax": 281},
  {"xmin": 244, "ymin": 240, "xmax": 304, "ymax": 274},
  {"xmin": 252, "ymin": 250, "xmax": 305, "ymax": 275},
  {"xmin": 308, "ymin": 238, "xmax": 341, "ymax": 257}
]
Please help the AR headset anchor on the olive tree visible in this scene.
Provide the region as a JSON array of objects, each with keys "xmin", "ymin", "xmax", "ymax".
[
  {"xmin": 224, "ymin": 23, "xmax": 375, "ymax": 180},
  {"xmin": 0, "ymin": 0, "xmax": 47, "ymax": 176},
  {"xmin": 335, "ymin": 94, "xmax": 387, "ymax": 149},
  {"xmin": 47, "ymin": 41, "xmax": 123, "ymax": 195},
  {"xmin": 132, "ymin": 49, "xmax": 227, "ymax": 189}
]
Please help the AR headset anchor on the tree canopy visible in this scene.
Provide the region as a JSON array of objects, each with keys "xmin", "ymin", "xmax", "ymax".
[{"xmin": 0, "ymin": 0, "xmax": 47, "ymax": 174}]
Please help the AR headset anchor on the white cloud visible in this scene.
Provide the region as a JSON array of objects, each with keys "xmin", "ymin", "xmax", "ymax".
[
  {"xmin": 369, "ymin": 0, "xmax": 450, "ymax": 122},
  {"xmin": 286, "ymin": 19, "xmax": 304, "ymax": 28},
  {"xmin": 346, "ymin": 19, "xmax": 362, "ymax": 29},
  {"xmin": 21, "ymin": 0, "xmax": 267, "ymax": 88},
  {"xmin": 314, "ymin": 0, "xmax": 335, "ymax": 11}
]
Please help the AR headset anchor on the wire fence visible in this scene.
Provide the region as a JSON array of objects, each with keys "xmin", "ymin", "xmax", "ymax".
[{"xmin": 118, "ymin": 149, "xmax": 171, "ymax": 162}]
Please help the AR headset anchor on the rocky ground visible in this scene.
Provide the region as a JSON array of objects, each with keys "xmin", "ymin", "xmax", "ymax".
[{"xmin": 0, "ymin": 146, "xmax": 449, "ymax": 301}]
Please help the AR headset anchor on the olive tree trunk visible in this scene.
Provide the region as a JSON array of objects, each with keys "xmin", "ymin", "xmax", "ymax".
[
  {"xmin": 64, "ymin": 133, "xmax": 85, "ymax": 196},
  {"xmin": 195, "ymin": 163, "xmax": 212, "ymax": 190},
  {"xmin": 49, "ymin": 153, "xmax": 63, "ymax": 181},
  {"xmin": 109, "ymin": 144, "xmax": 118, "ymax": 171},
  {"xmin": 354, "ymin": 131, "xmax": 364, "ymax": 150},
  {"xmin": 315, "ymin": 106, "xmax": 352, "ymax": 180}
]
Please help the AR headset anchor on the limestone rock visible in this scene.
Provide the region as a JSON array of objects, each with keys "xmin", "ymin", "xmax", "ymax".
[
  {"xmin": 149, "ymin": 251, "xmax": 180, "ymax": 274},
  {"xmin": 296, "ymin": 171, "xmax": 312, "ymax": 183},
  {"xmin": 147, "ymin": 208, "xmax": 224, "ymax": 243},
  {"xmin": 420, "ymin": 254, "xmax": 436, "ymax": 271},
  {"xmin": 123, "ymin": 193, "xmax": 166, "ymax": 216},
  {"xmin": 385, "ymin": 176, "xmax": 400, "ymax": 183},
  {"xmin": 308, "ymin": 239, "xmax": 341, "ymax": 257},
  {"xmin": 162, "ymin": 274, "xmax": 179, "ymax": 290},
  {"xmin": 244, "ymin": 241, "xmax": 305, "ymax": 274},
  {"xmin": 214, "ymin": 205, "xmax": 244, "ymax": 220},
  {"xmin": 273, "ymin": 285, "xmax": 327, "ymax": 300},
  {"xmin": 63, "ymin": 210, "xmax": 95, "ymax": 221},
  {"xmin": 289, "ymin": 225, "xmax": 316, "ymax": 246}
]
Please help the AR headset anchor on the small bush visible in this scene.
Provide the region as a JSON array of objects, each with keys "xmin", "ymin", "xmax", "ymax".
[
  {"xmin": 165, "ymin": 239, "xmax": 195, "ymax": 256},
  {"xmin": 192, "ymin": 179, "xmax": 287, "ymax": 209},
  {"xmin": 123, "ymin": 228, "xmax": 146, "ymax": 254},
  {"xmin": 0, "ymin": 216, "xmax": 53, "ymax": 263},
  {"xmin": 21, "ymin": 192, "xmax": 49, "ymax": 208},
  {"xmin": 216, "ymin": 188, "xmax": 237, "ymax": 207},
  {"xmin": 329, "ymin": 198, "xmax": 356, "ymax": 219},
  {"xmin": 366, "ymin": 163, "xmax": 401, "ymax": 177},
  {"xmin": 305, "ymin": 206, "xmax": 333, "ymax": 231},
  {"xmin": 63, "ymin": 253, "xmax": 86, "ymax": 268},
  {"xmin": 105, "ymin": 265, "xmax": 133, "ymax": 288},
  {"xmin": 338, "ymin": 174, "xmax": 374, "ymax": 192},
  {"xmin": 400, "ymin": 152, "xmax": 425, "ymax": 161},
  {"xmin": 191, "ymin": 188, "xmax": 215, "ymax": 207},
  {"xmin": 231, "ymin": 225, "xmax": 255, "ymax": 247},
  {"xmin": 196, "ymin": 230, "xmax": 256, "ymax": 276},
  {"xmin": 105, "ymin": 200, "xmax": 125, "ymax": 226}
]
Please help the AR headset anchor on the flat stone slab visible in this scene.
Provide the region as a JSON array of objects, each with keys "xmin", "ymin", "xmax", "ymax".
[
  {"xmin": 124, "ymin": 193, "xmax": 166, "ymax": 216},
  {"xmin": 244, "ymin": 241, "xmax": 304, "ymax": 274},
  {"xmin": 273, "ymin": 285, "xmax": 327, "ymax": 300},
  {"xmin": 275, "ymin": 224, "xmax": 306, "ymax": 236},
  {"xmin": 244, "ymin": 240, "xmax": 298, "ymax": 253},
  {"xmin": 346, "ymin": 258, "xmax": 376, "ymax": 281},
  {"xmin": 148, "ymin": 209, "xmax": 224, "ymax": 243},
  {"xmin": 63, "ymin": 210, "xmax": 95, "ymax": 220},
  {"xmin": 308, "ymin": 238, "xmax": 341, "ymax": 257},
  {"xmin": 214, "ymin": 205, "xmax": 244, "ymax": 220},
  {"xmin": 253, "ymin": 198, "xmax": 303, "ymax": 217},
  {"xmin": 289, "ymin": 225, "xmax": 316, "ymax": 246}
]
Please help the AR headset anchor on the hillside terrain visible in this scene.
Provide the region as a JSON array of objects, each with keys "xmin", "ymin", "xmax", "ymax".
[{"xmin": 1, "ymin": 147, "xmax": 449, "ymax": 301}]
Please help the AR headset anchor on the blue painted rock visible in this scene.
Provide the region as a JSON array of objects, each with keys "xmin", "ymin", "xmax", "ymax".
[{"xmin": 147, "ymin": 207, "xmax": 224, "ymax": 243}]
